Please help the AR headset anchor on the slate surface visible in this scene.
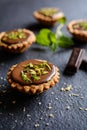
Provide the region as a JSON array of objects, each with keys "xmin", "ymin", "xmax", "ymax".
[{"xmin": 0, "ymin": 0, "xmax": 87, "ymax": 130}]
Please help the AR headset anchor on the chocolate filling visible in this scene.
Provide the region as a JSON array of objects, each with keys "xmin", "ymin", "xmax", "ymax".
[
  {"xmin": 11, "ymin": 59, "xmax": 56, "ymax": 85},
  {"xmin": 1, "ymin": 30, "xmax": 30, "ymax": 45}
]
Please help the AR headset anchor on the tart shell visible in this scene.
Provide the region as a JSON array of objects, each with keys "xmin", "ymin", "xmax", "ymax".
[
  {"xmin": 33, "ymin": 9, "xmax": 64, "ymax": 26},
  {"xmin": 67, "ymin": 20, "xmax": 87, "ymax": 42},
  {"xmin": 0, "ymin": 29, "xmax": 36, "ymax": 53},
  {"xmin": 7, "ymin": 63, "xmax": 60, "ymax": 95}
]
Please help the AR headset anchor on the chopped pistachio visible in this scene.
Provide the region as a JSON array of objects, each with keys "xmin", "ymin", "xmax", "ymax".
[
  {"xmin": 39, "ymin": 8, "xmax": 58, "ymax": 17},
  {"xmin": 43, "ymin": 62, "xmax": 51, "ymax": 70},
  {"xmin": 79, "ymin": 22, "xmax": 87, "ymax": 30},
  {"xmin": 29, "ymin": 69, "xmax": 36, "ymax": 75},
  {"xmin": 7, "ymin": 30, "xmax": 26, "ymax": 40},
  {"xmin": 35, "ymin": 68, "xmax": 41, "ymax": 75},
  {"xmin": 42, "ymin": 71, "xmax": 48, "ymax": 75},
  {"xmin": 28, "ymin": 63, "xmax": 33, "ymax": 68},
  {"xmin": 31, "ymin": 75, "xmax": 40, "ymax": 80},
  {"xmin": 21, "ymin": 71, "xmax": 32, "ymax": 83}
]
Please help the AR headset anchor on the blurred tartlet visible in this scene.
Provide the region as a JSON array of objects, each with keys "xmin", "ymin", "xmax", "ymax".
[
  {"xmin": 7, "ymin": 59, "xmax": 60, "ymax": 94},
  {"xmin": 33, "ymin": 7, "xmax": 64, "ymax": 26},
  {"xmin": 67, "ymin": 20, "xmax": 87, "ymax": 42},
  {"xmin": 0, "ymin": 29, "xmax": 36, "ymax": 53}
]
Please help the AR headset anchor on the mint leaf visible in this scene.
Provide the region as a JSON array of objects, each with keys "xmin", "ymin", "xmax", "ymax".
[
  {"xmin": 48, "ymin": 32, "xmax": 58, "ymax": 51},
  {"xmin": 58, "ymin": 17, "xmax": 66, "ymax": 24},
  {"xmin": 36, "ymin": 29, "xmax": 51, "ymax": 46},
  {"xmin": 58, "ymin": 35, "xmax": 74, "ymax": 48}
]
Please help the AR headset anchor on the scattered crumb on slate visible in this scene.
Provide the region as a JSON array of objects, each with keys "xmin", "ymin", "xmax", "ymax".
[
  {"xmin": 66, "ymin": 106, "xmax": 71, "ymax": 110},
  {"xmin": 34, "ymin": 123, "xmax": 40, "ymax": 127},
  {"xmin": 60, "ymin": 85, "xmax": 72, "ymax": 92},
  {"xmin": 49, "ymin": 114, "xmax": 54, "ymax": 118}
]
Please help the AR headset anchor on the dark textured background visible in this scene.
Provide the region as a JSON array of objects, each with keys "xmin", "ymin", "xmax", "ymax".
[{"xmin": 0, "ymin": 0, "xmax": 87, "ymax": 130}]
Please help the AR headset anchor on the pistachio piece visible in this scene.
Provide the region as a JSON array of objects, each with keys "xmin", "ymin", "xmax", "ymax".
[
  {"xmin": 39, "ymin": 8, "xmax": 58, "ymax": 17},
  {"xmin": 21, "ymin": 71, "xmax": 32, "ymax": 83}
]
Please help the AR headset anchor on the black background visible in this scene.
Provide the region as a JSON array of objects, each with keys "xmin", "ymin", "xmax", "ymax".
[{"xmin": 0, "ymin": 0, "xmax": 87, "ymax": 130}]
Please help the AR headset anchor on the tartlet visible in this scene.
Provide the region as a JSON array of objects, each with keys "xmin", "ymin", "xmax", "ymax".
[
  {"xmin": 7, "ymin": 59, "xmax": 60, "ymax": 94},
  {"xmin": 33, "ymin": 7, "xmax": 64, "ymax": 26},
  {"xmin": 0, "ymin": 29, "xmax": 36, "ymax": 53},
  {"xmin": 67, "ymin": 20, "xmax": 87, "ymax": 42}
]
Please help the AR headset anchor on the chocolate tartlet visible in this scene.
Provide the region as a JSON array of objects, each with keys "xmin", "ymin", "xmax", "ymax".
[
  {"xmin": 0, "ymin": 29, "xmax": 36, "ymax": 53},
  {"xmin": 7, "ymin": 59, "xmax": 60, "ymax": 94},
  {"xmin": 33, "ymin": 7, "xmax": 64, "ymax": 26},
  {"xmin": 67, "ymin": 20, "xmax": 87, "ymax": 42}
]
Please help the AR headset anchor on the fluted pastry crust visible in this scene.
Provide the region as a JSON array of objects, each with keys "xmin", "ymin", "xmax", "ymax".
[
  {"xmin": 67, "ymin": 20, "xmax": 87, "ymax": 42},
  {"xmin": 7, "ymin": 64, "xmax": 60, "ymax": 95},
  {"xmin": 0, "ymin": 29, "xmax": 36, "ymax": 53},
  {"xmin": 33, "ymin": 9, "xmax": 64, "ymax": 26}
]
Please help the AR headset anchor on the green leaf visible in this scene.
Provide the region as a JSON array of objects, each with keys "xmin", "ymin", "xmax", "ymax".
[
  {"xmin": 58, "ymin": 35, "xmax": 74, "ymax": 48},
  {"xmin": 48, "ymin": 32, "xmax": 58, "ymax": 51},
  {"xmin": 36, "ymin": 29, "xmax": 51, "ymax": 46},
  {"xmin": 58, "ymin": 17, "xmax": 66, "ymax": 24}
]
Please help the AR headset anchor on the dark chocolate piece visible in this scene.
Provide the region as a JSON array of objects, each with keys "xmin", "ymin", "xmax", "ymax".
[
  {"xmin": 64, "ymin": 48, "xmax": 85, "ymax": 75},
  {"xmin": 80, "ymin": 56, "xmax": 87, "ymax": 71}
]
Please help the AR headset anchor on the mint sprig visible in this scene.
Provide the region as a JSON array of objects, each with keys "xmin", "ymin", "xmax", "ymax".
[{"xmin": 36, "ymin": 17, "xmax": 74, "ymax": 51}]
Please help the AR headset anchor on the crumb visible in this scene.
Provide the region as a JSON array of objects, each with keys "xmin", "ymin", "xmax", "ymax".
[
  {"xmin": 40, "ymin": 117, "xmax": 43, "ymax": 120},
  {"xmin": 51, "ymin": 91, "xmax": 54, "ymax": 95},
  {"xmin": 84, "ymin": 108, "xmax": 87, "ymax": 111},
  {"xmin": 0, "ymin": 77, "xmax": 3, "ymax": 80},
  {"xmin": 60, "ymin": 85, "xmax": 72, "ymax": 92},
  {"xmin": 66, "ymin": 106, "xmax": 70, "ymax": 110},
  {"xmin": 55, "ymin": 97, "xmax": 58, "ymax": 100},
  {"xmin": 79, "ymin": 107, "xmax": 83, "ymax": 110},
  {"xmin": 46, "ymin": 123, "xmax": 49, "ymax": 126},
  {"xmin": 3, "ymin": 78, "xmax": 6, "ymax": 81},
  {"xmin": 15, "ymin": 120, "xmax": 17, "ymax": 123},
  {"xmin": 47, "ymin": 106, "xmax": 52, "ymax": 110},
  {"xmin": 27, "ymin": 114, "xmax": 31, "ymax": 117},
  {"xmin": 71, "ymin": 93, "xmax": 79, "ymax": 97},
  {"xmin": 34, "ymin": 123, "xmax": 40, "ymax": 127},
  {"xmin": 12, "ymin": 100, "xmax": 16, "ymax": 104},
  {"xmin": 23, "ymin": 107, "xmax": 26, "ymax": 112},
  {"xmin": 9, "ymin": 113, "xmax": 14, "ymax": 116},
  {"xmin": 49, "ymin": 114, "xmax": 54, "ymax": 118},
  {"xmin": 80, "ymin": 96, "xmax": 84, "ymax": 99},
  {"xmin": 60, "ymin": 87, "xmax": 65, "ymax": 92},
  {"xmin": 64, "ymin": 82, "xmax": 67, "ymax": 85},
  {"xmin": 38, "ymin": 102, "xmax": 41, "ymax": 105},
  {"xmin": 65, "ymin": 85, "xmax": 72, "ymax": 91}
]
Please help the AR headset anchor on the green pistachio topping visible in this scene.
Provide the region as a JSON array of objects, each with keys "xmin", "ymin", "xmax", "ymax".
[
  {"xmin": 79, "ymin": 22, "xmax": 87, "ymax": 30},
  {"xmin": 39, "ymin": 8, "xmax": 59, "ymax": 17},
  {"xmin": 5, "ymin": 29, "xmax": 26, "ymax": 40},
  {"xmin": 21, "ymin": 71, "xmax": 32, "ymax": 83},
  {"xmin": 21, "ymin": 62, "xmax": 51, "ymax": 82},
  {"xmin": 74, "ymin": 22, "xmax": 87, "ymax": 30}
]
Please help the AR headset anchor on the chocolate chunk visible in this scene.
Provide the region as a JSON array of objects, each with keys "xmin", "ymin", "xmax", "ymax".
[
  {"xmin": 64, "ymin": 48, "xmax": 85, "ymax": 75},
  {"xmin": 80, "ymin": 56, "xmax": 87, "ymax": 71}
]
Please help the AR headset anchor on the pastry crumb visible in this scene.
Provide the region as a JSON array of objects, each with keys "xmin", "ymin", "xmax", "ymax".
[
  {"xmin": 66, "ymin": 106, "xmax": 70, "ymax": 110},
  {"xmin": 60, "ymin": 85, "xmax": 72, "ymax": 92},
  {"xmin": 38, "ymin": 102, "xmax": 41, "ymax": 105},
  {"xmin": 34, "ymin": 123, "xmax": 40, "ymax": 127},
  {"xmin": 49, "ymin": 113, "xmax": 54, "ymax": 118},
  {"xmin": 46, "ymin": 123, "xmax": 49, "ymax": 126},
  {"xmin": 51, "ymin": 91, "xmax": 54, "ymax": 95},
  {"xmin": 12, "ymin": 100, "xmax": 16, "ymax": 104},
  {"xmin": 23, "ymin": 107, "xmax": 26, "ymax": 112}
]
